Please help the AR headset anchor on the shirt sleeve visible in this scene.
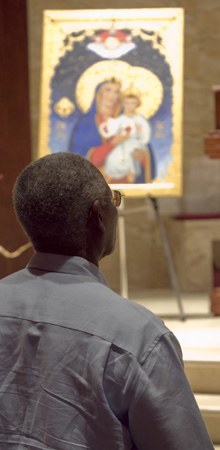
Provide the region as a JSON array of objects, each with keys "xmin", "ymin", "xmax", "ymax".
[{"xmin": 128, "ymin": 332, "xmax": 214, "ymax": 450}]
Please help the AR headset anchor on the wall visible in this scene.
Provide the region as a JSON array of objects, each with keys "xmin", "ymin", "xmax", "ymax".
[
  {"xmin": 0, "ymin": 0, "xmax": 33, "ymax": 279},
  {"xmin": 27, "ymin": 0, "xmax": 220, "ymax": 293}
]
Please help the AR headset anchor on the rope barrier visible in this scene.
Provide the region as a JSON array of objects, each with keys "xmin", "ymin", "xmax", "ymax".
[{"xmin": 0, "ymin": 242, "xmax": 32, "ymax": 259}]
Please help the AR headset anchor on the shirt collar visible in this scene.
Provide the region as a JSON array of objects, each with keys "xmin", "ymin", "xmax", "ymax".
[{"xmin": 27, "ymin": 252, "xmax": 108, "ymax": 286}]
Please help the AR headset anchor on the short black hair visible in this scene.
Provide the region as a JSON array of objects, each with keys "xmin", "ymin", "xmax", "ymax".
[{"xmin": 13, "ymin": 152, "xmax": 109, "ymax": 254}]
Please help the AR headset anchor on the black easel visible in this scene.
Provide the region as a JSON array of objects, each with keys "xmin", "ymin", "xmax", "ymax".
[
  {"xmin": 118, "ymin": 196, "xmax": 185, "ymax": 321},
  {"xmin": 148, "ymin": 196, "xmax": 185, "ymax": 321}
]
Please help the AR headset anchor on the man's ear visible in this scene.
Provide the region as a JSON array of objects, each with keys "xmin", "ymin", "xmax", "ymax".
[{"xmin": 88, "ymin": 199, "xmax": 105, "ymax": 233}]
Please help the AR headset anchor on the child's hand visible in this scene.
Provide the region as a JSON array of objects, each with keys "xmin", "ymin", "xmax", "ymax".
[{"xmin": 124, "ymin": 126, "xmax": 131, "ymax": 135}]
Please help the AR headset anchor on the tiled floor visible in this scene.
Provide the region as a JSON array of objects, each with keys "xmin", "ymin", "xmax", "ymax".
[
  {"xmin": 130, "ymin": 289, "xmax": 211, "ymax": 317},
  {"xmin": 165, "ymin": 316, "xmax": 220, "ymax": 362},
  {"xmin": 130, "ymin": 289, "xmax": 220, "ymax": 361}
]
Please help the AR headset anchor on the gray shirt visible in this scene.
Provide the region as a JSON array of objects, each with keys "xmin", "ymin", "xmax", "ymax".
[{"xmin": 0, "ymin": 252, "xmax": 214, "ymax": 449}]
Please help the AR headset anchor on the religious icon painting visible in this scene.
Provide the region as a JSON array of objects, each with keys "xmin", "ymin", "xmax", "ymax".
[{"xmin": 38, "ymin": 8, "xmax": 184, "ymax": 196}]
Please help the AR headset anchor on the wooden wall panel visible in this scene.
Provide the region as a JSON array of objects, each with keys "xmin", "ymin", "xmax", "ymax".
[{"xmin": 0, "ymin": 0, "xmax": 33, "ymax": 278}]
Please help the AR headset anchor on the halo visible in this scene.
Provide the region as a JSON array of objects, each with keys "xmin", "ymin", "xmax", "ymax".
[{"xmin": 75, "ymin": 60, "xmax": 163, "ymax": 119}]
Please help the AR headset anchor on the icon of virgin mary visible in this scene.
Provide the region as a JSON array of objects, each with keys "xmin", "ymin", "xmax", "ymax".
[{"xmin": 68, "ymin": 61, "xmax": 163, "ymax": 183}]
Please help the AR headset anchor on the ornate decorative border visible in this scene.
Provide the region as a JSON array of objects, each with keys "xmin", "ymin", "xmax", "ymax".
[{"xmin": 38, "ymin": 8, "xmax": 184, "ymax": 197}]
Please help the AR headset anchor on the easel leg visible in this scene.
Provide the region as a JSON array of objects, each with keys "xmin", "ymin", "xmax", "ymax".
[
  {"xmin": 118, "ymin": 199, "xmax": 128, "ymax": 298},
  {"xmin": 149, "ymin": 196, "xmax": 186, "ymax": 321}
]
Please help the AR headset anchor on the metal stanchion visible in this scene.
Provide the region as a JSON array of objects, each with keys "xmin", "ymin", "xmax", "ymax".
[
  {"xmin": 117, "ymin": 195, "xmax": 185, "ymax": 320},
  {"xmin": 149, "ymin": 196, "xmax": 185, "ymax": 321},
  {"xmin": 118, "ymin": 198, "xmax": 128, "ymax": 298}
]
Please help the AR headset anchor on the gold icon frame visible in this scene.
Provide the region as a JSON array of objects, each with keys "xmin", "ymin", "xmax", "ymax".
[{"xmin": 38, "ymin": 8, "xmax": 184, "ymax": 197}]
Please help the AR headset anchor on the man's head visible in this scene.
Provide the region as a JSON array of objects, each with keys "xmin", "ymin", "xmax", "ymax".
[{"xmin": 13, "ymin": 152, "xmax": 118, "ymax": 264}]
